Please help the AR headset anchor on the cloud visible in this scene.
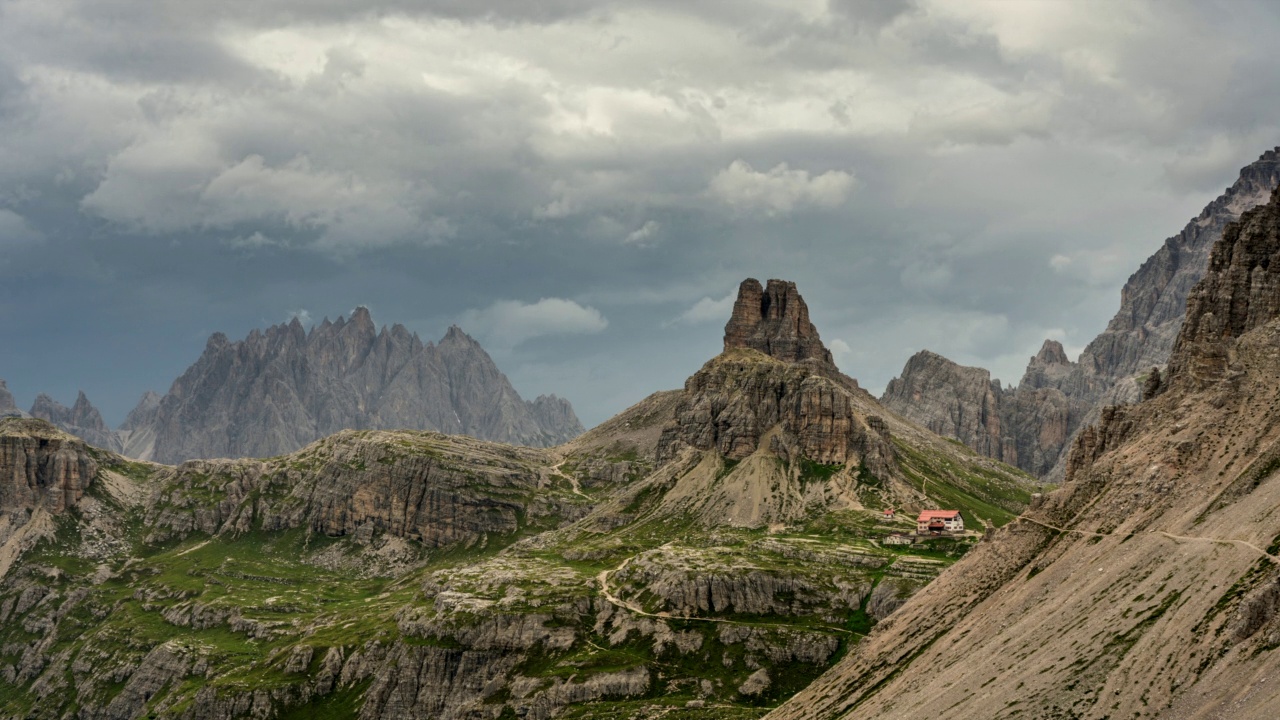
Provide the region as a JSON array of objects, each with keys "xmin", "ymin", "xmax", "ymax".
[
  {"xmin": 707, "ymin": 160, "xmax": 856, "ymax": 215},
  {"xmin": 667, "ymin": 293, "xmax": 734, "ymax": 326},
  {"xmin": 286, "ymin": 308, "xmax": 314, "ymax": 327},
  {"xmin": 5, "ymin": 0, "xmax": 1280, "ymax": 430},
  {"xmin": 461, "ymin": 298, "xmax": 608, "ymax": 349},
  {"xmin": 624, "ymin": 220, "xmax": 661, "ymax": 246}
]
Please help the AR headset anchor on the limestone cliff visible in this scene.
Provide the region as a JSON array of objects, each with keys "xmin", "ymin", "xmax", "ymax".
[
  {"xmin": 0, "ymin": 418, "xmax": 97, "ymax": 547},
  {"xmin": 882, "ymin": 148, "xmax": 1280, "ymax": 479},
  {"xmin": 139, "ymin": 309, "xmax": 584, "ymax": 463},
  {"xmin": 768, "ymin": 169, "xmax": 1280, "ymax": 720}
]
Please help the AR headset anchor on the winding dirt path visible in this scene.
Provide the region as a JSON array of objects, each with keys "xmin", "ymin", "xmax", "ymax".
[
  {"xmin": 1014, "ymin": 515, "xmax": 1280, "ymax": 566},
  {"xmin": 549, "ymin": 458, "xmax": 588, "ymax": 499}
]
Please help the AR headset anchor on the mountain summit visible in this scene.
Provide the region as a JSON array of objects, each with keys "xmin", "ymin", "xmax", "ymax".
[
  {"xmin": 134, "ymin": 309, "xmax": 584, "ymax": 463},
  {"xmin": 724, "ymin": 278, "xmax": 835, "ymax": 365}
]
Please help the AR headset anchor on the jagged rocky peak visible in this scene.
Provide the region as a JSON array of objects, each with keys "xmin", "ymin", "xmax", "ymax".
[
  {"xmin": 0, "ymin": 380, "xmax": 20, "ymax": 417},
  {"xmin": 120, "ymin": 391, "xmax": 161, "ymax": 431},
  {"xmin": 140, "ymin": 307, "xmax": 584, "ymax": 464},
  {"xmin": 1168, "ymin": 184, "xmax": 1280, "ymax": 389},
  {"xmin": 724, "ymin": 278, "xmax": 835, "ymax": 365},
  {"xmin": 28, "ymin": 390, "xmax": 122, "ymax": 453},
  {"xmin": 1033, "ymin": 339, "xmax": 1069, "ymax": 365},
  {"xmin": 663, "ymin": 277, "xmax": 893, "ymax": 483},
  {"xmin": 880, "ymin": 350, "xmax": 1007, "ymax": 461}
]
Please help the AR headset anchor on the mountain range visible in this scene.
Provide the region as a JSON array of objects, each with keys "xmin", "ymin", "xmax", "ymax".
[
  {"xmin": 882, "ymin": 147, "xmax": 1280, "ymax": 480},
  {"xmin": 4, "ymin": 309, "xmax": 584, "ymax": 464},
  {"xmin": 766, "ymin": 162, "xmax": 1280, "ymax": 720},
  {"xmin": 0, "ymin": 274, "xmax": 1036, "ymax": 719},
  {"xmin": 7, "ymin": 146, "xmax": 1280, "ymax": 719}
]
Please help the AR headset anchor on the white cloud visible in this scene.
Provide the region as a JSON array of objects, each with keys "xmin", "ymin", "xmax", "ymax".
[
  {"xmin": 624, "ymin": 220, "xmax": 661, "ymax": 246},
  {"xmin": 708, "ymin": 160, "xmax": 856, "ymax": 215},
  {"xmin": 461, "ymin": 297, "xmax": 608, "ymax": 349},
  {"xmin": 287, "ymin": 308, "xmax": 313, "ymax": 327},
  {"xmin": 667, "ymin": 293, "xmax": 735, "ymax": 327}
]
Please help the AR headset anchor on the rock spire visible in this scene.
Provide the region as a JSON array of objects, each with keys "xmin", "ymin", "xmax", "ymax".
[{"xmin": 723, "ymin": 278, "xmax": 834, "ymax": 365}]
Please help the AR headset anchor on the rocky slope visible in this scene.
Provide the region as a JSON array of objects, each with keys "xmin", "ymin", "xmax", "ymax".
[
  {"xmin": 883, "ymin": 148, "xmax": 1280, "ymax": 480},
  {"xmin": 0, "ymin": 279, "xmax": 1038, "ymax": 720},
  {"xmin": 138, "ymin": 309, "xmax": 583, "ymax": 463},
  {"xmin": 769, "ymin": 183, "xmax": 1280, "ymax": 720}
]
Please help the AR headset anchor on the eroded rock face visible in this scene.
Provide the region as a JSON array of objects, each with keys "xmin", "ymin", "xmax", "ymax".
[
  {"xmin": 724, "ymin": 278, "xmax": 834, "ymax": 365},
  {"xmin": 1168, "ymin": 185, "xmax": 1280, "ymax": 388},
  {"xmin": 0, "ymin": 419, "xmax": 97, "ymax": 542},
  {"xmin": 657, "ymin": 351, "xmax": 893, "ymax": 479},
  {"xmin": 880, "ymin": 351, "xmax": 1007, "ymax": 461},
  {"xmin": 145, "ymin": 429, "xmax": 561, "ymax": 549},
  {"xmin": 142, "ymin": 310, "xmax": 584, "ymax": 464},
  {"xmin": 881, "ymin": 344, "xmax": 1091, "ymax": 477},
  {"xmin": 882, "ymin": 149, "xmax": 1280, "ymax": 479}
]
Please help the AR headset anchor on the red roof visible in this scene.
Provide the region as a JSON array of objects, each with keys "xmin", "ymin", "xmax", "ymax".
[{"xmin": 917, "ymin": 510, "xmax": 961, "ymax": 522}]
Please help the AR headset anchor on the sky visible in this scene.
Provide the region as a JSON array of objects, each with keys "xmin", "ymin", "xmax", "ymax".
[{"xmin": 2, "ymin": 0, "xmax": 1280, "ymax": 429}]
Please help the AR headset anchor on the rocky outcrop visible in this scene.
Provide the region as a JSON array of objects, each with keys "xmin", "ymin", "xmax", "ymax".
[
  {"xmin": 881, "ymin": 344, "xmax": 1092, "ymax": 477},
  {"xmin": 0, "ymin": 418, "xmax": 97, "ymax": 545},
  {"xmin": 1168, "ymin": 184, "xmax": 1280, "ymax": 388},
  {"xmin": 882, "ymin": 148, "xmax": 1280, "ymax": 479},
  {"xmin": 139, "ymin": 309, "xmax": 584, "ymax": 464},
  {"xmin": 145, "ymin": 429, "xmax": 561, "ymax": 548},
  {"xmin": 658, "ymin": 350, "xmax": 894, "ymax": 479},
  {"xmin": 724, "ymin": 278, "xmax": 834, "ymax": 365},
  {"xmin": 880, "ymin": 351, "xmax": 1007, "ymax": 460},
  {"xmin": 28, "ymin": 392, "xmax": 121, "ymax": 453}
]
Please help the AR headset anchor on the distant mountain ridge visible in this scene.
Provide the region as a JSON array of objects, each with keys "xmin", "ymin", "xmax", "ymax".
[
  {"xmin": 5, "ymin": 308, "xmax": 583, "ymax": 463},
  {"xmin": 882, "ymin": 147, "xmax": 1280, "ymax": 479}
]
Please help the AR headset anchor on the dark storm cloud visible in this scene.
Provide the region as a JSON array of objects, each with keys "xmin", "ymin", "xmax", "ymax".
[{"xmin": 3, "ymin": 0, "xmax": 1280, "ymax": 427}]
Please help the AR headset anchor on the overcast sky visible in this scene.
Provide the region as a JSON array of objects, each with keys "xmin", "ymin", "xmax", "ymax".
[{"xmin": 2, "ymin": 0, "xmax": 1280, "ymax": 428}]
